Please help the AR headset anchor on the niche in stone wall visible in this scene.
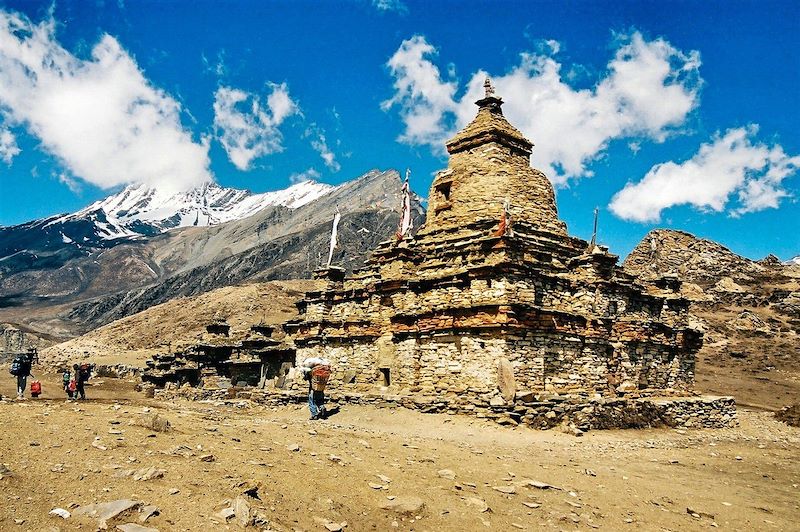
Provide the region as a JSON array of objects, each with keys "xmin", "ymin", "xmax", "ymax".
[
  {"xmin": 437, "ymin": 180, "xmax": 452, "ymax": 201},
  {"xmin": 534, "ymin": 286, "xmax": 544, "ymax": 306},
  {"xmin": 379, "ymin": 367, "xmax": 391, "ymax": 387},
  {"xmin": 433, "ymin": 179, "xmax": 453, "ymax": 214}
]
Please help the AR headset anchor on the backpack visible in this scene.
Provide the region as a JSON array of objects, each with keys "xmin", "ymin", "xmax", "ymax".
[
  {"xmin": 68, "ymin": 380, "xmax": 77, "ymax": 392},
  {"xmin": 9, "ymin": 355, "xmax": 25, "ymax": 376},
  {"xmin": 30, "ymin": 380, "xmax": 42, "ymax": 396},
  {"xmin": 79, "ymin": 363, "xmax": 91, "ymax": 380},
  {"xmin": 310, "ymin": 365, "xmax": 331, "ymax": 391}
]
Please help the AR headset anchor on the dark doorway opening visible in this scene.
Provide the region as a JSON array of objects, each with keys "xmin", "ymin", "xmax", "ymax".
[{"xmin": 379, "ymin": 367, "xmax": 391, "ymax": 387}]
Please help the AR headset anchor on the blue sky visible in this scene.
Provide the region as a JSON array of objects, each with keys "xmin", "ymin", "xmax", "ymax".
[{"xmin": 0, "ymin": 0, "xmax": 798, "ymax": 260}]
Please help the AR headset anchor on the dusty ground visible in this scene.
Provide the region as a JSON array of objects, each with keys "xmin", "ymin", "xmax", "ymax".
[{"xmin": 0, "ymin": 373, "xmax": 798, "ymax": 531}]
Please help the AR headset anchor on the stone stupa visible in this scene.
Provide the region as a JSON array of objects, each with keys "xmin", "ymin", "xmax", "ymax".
[{"xmin": 285, "ymin": 79, "xmax": 705, "ymax": 404}]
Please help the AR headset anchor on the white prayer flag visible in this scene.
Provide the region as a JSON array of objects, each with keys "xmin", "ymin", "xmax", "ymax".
[
  {"xmin": 327, "ymin": 209, "xmax": 341, "ymax": 267},
  {"xmin": 397, "ymin": 170, "xmax": 413, "ymax": 239}
]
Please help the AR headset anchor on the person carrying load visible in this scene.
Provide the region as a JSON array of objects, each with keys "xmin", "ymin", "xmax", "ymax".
[
  {"xmin": 73, "ymin": 362, "xmax": 93, "ymax": 400},
  {"xmin": 301, "ymin": 357, "xmax": 331, "ymax": 420},
  {"xmin": 9, "ymin": 347, "xmax": 36, "ymax": 399}
]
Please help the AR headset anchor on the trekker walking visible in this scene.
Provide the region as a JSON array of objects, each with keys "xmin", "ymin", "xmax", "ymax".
[
  {"xmin": 62, "ymin": 369, "xmax": 73, "ymax": 399},
  {"xmin": 9, "ymin": 348, "xmax": 36, "ymax": 399},
  {"xmin": 302, "ymin": 358, "xmax": 331, "ymax": 420},
  {"xmin": 74, "ymin": 362, "xmax": 92, "ymax": 400}
]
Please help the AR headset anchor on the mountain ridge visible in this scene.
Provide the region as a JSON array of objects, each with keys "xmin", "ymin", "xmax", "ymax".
[
  {"xmin": 0, "ymin": 179, "xmax": 334, "ymax": 269},
  {"xmin": 0, "ymin": 169, "xmax": 424, "ymax": 338}
]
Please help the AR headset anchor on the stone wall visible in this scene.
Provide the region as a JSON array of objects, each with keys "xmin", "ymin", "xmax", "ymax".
[
  {"xmin": 290, "ymin": 256, "xmax": 698, "ymax": 399},
  {"xmin": 0, "ymin": 325, "xmax": 52, "ymax": 359},
  {"xmin": 426, "ymin": 143, "xmax": 567, "ymax": 237},
  {"xmin": 1, "ymin": 327, "xmax": 24, "ymax": 354},
  {"xmin": 292, "ymin": 324, "xmax": 695, "ymax": 402},
  {"xmin": 156, "ymin": 384, "xmax": 736, "ymax": 432}
]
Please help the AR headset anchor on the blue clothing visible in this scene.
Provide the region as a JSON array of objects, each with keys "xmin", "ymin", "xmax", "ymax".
[{"xmin": 308, "ymin": 390, "xmax": 325, "ymax": 419}]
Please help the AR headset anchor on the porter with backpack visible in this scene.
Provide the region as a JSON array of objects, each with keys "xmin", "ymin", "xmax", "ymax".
[
  {"xmin": 9, "ymin": 348, "xmax": 35, "ymax": 399},
  {"xmin": 73, "ymin": 363, "xmax": 93, "ymax": 400},
  {"xmin": 302, "ymin": 357, "xmax": 331, "ymax": 420}
]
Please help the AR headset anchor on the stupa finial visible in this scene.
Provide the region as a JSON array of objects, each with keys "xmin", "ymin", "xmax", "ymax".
[{"xmin": 483, "ymin": 77, "xmax": 495, "ymax": 98}]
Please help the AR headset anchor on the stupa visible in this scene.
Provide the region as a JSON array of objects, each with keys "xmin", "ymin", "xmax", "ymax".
[
  {"xmin": 286, "ymin": 80, "xmax": 702, "ymax": 396},
  {"xmin": 285, "ymin": 79, "xmax": 706, "ymax": 406}
]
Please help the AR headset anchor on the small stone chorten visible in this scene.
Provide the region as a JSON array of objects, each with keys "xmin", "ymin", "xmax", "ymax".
[{"xmin": 285, "ymin": 80, "xmax": 702, "ymax": 401}]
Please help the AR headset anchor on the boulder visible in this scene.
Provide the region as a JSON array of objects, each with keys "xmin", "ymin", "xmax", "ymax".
[
  {"xmin": 117, "ymin": 525, "xmax": 159, "ymax": 532},
  {"xmin": 133, "ymin": 413, "xmax": 171, "ymax": 433},
  {"xmin": 73, "ymin": 499, "xmax": 143, "ymax": 527},
  {"xmin": 496, "ymin": 358, "xmax": 516, "ymax": 402},
  {"xmin": 380, "ymin": 496, "xmax": 425, "ymax": 515},
  {"xmin": 132, "ymin": 466, "xmax": 166, "ymax": 481}
]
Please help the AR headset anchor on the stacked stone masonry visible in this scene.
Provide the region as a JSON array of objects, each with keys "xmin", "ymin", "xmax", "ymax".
[
  {"xmin": 284, "ymin": 82, "xmax": 705, "ymax": 409},
  {"xmin": 155, "ymin": 386, "xmax": 737, "ymax": 431},
  {"xmin": 147, "ymin": 81, "xmax": 733, "ymax": 431}
]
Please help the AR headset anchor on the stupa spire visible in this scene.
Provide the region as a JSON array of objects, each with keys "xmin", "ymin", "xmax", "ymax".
[
  {"xmin": 483, "ymin": 77, "xmax": 495, "ymax": 98},
  {"xmin": 428, "ymin": 71, "xmax": 565, "ymax": 236},
  {"xmin": 473, "ymin": 77, "xmax": 504, "ymax": 116},
  {"xmin": 445, "ymin": 76, "xmax": 530, "ymax": 156}
]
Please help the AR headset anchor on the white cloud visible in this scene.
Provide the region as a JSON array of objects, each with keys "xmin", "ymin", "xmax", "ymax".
[
  {"xmin": 306, "ymin": 125, "xmax": 340, "ymax": 172},
  {"xmin": 213, "ymin": 83, "xmax": 299, "ymax": 171},
  {"xmin": 372, "ymin": 0, "xmax": 407, "ymax": 13},
  {"xmin": 57, "ymin": 172, "xmax": 81, "ymax": 194},
  {"xmin": 0, "ymin": 127, "xmax": 20, "ymax": 164},
  {"xmin": 289, "ymin": 167, "xmax": 320, "ymax": 184},
  {"xmin": 382, "ymin": 36, "xmax": 458, "ymax": 150},
  {"xmin": 609, "ymin": 126, "xmax": 800, "ymax": 222},
  {"xmin": 0, "ymin": 9, "xmax": 212, "ymax": 192},
  {"xmin": 383, "ymin": 32, "xmax": 701, "ymax": 185},
  {"xmin": 202, "ymin": 49, "xmax": 226, "ymax": 77}
]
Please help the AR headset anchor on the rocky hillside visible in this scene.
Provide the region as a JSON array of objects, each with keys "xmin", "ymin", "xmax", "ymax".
[
  {"xmin": 42, "ymin": 280, "xmax": 320, "ymax": 367},
  {"xmin": 0, "ymin": 169, "xmax": 424, "ymax": 338},
  {"xmin": 0, "ymin": 322, "xmax": 57, "ymax": 364},
  {"xmin": 624, "ymin": 229, "xmax": 766, "ymax": 283},
  {"xmin": 625, "ymin": 229, "xmax": 800, "ymax": 409},
  {"xmin": 66, "ymin": 206, "xmax": 409, "ymax": 329}
]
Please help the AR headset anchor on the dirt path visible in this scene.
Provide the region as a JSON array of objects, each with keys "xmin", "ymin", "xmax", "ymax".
[{"xmin": 1, "ymin": 374, "xmax": 798, "ymax": 531}]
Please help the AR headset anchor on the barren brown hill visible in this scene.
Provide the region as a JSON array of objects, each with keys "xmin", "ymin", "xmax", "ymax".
[
  {"xmin": 626, "ymin": 229, "xmax": 800, "ymax": 410},
  {"xmin": 41, "ymin": 280, "xmax": 321, "ymax": 368}
]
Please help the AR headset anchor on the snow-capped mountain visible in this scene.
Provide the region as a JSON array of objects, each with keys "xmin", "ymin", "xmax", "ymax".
[
  {"xmin": 786, "ymin": 255, "xmax": 800, "ymax": 266},
  {"xmin": 47, "ymin": 179, "xmax": 335, "ymax": 241},
  {"xmin": 0, "ymin": 179, "xmax": 335, "ymax": 273}
]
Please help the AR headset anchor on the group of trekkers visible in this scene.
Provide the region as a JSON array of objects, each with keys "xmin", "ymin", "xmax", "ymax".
[
  {"xmin": 9, "ymin": 348, "xmax": 328, "ymax": 418},
  {"xmin": 61, "ymin": 363, "xmax": 93, "ymax": 400},
  {"xmin": 7, "ymin": 347, "xmax": 93, "ymax": 400}
]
